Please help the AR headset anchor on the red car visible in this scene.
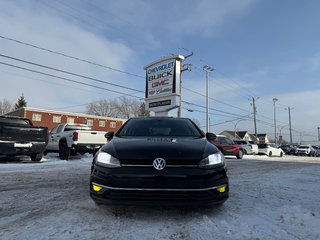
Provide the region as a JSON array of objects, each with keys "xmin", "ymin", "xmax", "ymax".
[{"xmin": 210, "ymin": 135, "xmax": 243, "ymax": 159}]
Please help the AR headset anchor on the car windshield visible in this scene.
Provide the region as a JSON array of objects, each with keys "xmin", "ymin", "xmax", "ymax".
[{"xmin": 117, "ymin": 118, "xmax": 204, "ymax": 138}]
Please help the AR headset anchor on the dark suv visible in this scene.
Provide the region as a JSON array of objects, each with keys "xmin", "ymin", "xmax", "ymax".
[{"xmin": 211, "ymin": 135, "xmax": 243, "ymax": 159}]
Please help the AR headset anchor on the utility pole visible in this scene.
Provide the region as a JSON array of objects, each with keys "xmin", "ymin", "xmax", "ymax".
[
  {"xmin": 177, "ymin": 52, "xmax": 193, "ymax": 117},
  {"xmin": 203, "ymin": 65, "xmax": 214, "ymax": 133},
  {"xmin": 252, "ymin": 97, "xmax": 258, "ymax": 143},
  {"xmin": 288, "ymin": 107, "xmax": 293, "ymax": 145},
  {"xmin": 273, "ymin": 98, "xmax": 278, "ymax": 144}
]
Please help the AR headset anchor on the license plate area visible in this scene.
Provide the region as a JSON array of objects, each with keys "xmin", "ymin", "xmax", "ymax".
[{"xmin": 14, "ymin": 143, "xmax": 32, "ymax": 148}]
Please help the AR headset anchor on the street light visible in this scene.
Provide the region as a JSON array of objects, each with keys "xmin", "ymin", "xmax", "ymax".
[
  {"xmin": 203, "ymin": 65, "xmax": 214, "ymax": 133},
  {"xmin": 273, "ymin": 98, "xmax": 278, "ymax": 144},
  {"xmin": 232, "ymin": 119, "xmax": 247, "ymax": 140}
]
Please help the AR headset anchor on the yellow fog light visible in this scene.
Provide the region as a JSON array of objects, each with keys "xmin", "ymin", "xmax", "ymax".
[
  {"xmin": 92, "ymin": 184, "xmax": 103, "ymax": 192},
  {"xmin": 217, "ymin": 185, "xmax": 227, "ymax": 193}
]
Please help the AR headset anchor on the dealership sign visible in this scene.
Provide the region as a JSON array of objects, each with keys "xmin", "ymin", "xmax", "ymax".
[{"xmin": 144, "ymin": 55, "xmax": 184, "ymax": 114}]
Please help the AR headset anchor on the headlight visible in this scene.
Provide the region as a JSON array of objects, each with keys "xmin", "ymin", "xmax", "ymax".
[
  {"xmin": 95, "ymin": 152, "xmax": 121, "ymax": 168},
  {"xmin": 199, "ymin": 152, "xmax": 225, "ymax": 168}
]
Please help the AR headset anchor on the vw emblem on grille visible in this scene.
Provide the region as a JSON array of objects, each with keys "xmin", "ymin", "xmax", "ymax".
[{"xmin": 153, "ymin": 158, "xmax": 166, "ymax": 170}]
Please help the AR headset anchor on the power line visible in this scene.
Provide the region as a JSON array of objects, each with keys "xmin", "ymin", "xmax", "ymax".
[
  {"xmin": 183, "ymin": 86, "xmax": 251, "ymax": 113},
  {"xmin": 180, "ymin": 49, "xmax": 257, "ymax": 99},
  {"xmin": 182, "ymin": 100, "xmax": 249, "ymax": 118},
  {"xmin": 0, "ymin": 35, "xmax": 144, "ymax": 79},
  {"xmin": 0, "ymin": 61, "xmax": 143, "ymax": 99},
  {"xmin": 0, "ymin": 53, "xmax": 144, "ymax": 93}
]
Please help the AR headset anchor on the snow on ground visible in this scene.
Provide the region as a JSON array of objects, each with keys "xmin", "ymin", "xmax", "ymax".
[{"xmin": 1, "ymin": 153, "xmax": 320, "ymax": 240}]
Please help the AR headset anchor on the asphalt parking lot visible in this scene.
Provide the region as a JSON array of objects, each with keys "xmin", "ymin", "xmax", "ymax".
[{"xmin": 1, "ymin": 154, "xmax": 320, "ymax": 240}]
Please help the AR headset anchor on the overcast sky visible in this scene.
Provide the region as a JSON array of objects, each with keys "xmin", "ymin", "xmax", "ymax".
[{"xmin": 1, "ymin": 0, "xmax": 320, "ymax": 143}]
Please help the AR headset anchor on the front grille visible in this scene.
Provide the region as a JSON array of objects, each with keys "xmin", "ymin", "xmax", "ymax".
[{"xmin": 120, "ymin": 159, "xmax": 200, "ymax": 166}]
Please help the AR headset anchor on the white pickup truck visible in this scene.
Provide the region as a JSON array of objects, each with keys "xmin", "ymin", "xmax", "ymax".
[{"xmin": 45, "ymin": 123, "xmax": 107, "ymax": 160}]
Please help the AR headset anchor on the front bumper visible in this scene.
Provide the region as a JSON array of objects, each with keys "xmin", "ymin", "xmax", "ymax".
[{"xmin": 90, "ymin": 165, "xmax": 229, "ymax": 206}]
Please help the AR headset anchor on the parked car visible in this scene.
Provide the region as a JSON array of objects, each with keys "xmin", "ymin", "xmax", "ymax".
[
  {"xmin": 211, "ymin": 135, "xmax": 243, "ymax": 159},
  {"xmin": 248, "ymin": 141, "xmax": 259, "ymax": 155},
  {"xmin": 312, "ymin": 146, "xmax": 320, "ymax": 157},
  {"xmin": 280, "ymin": 145, "xmax": 299, "ymax": 155},
  {"xmin": 45, "ymin": 123, "xmax": 107, "ymax": 160},
  {"xmin": 234, "ymin": 140, "xmax": 258, "ymax": 155},
  {"xmin": 90, "ymin": 117, "xmax": 229, "ymax": 206},
  {"xmin": 258, "ymin": 143, "xmax": 284, "ymax": 157},
  {"xmin": 295, "ymin": 145, "xmax": 316, "ymax": 156},
  {"xmin": 0, "ymin": 115, "xmax": 48, "ymax": 161}
]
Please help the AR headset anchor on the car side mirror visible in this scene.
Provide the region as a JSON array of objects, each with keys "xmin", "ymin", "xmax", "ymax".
[
  {"xmin": 104, "ymin": 132, "xmax": 114, "ymax": 141},
  {"xmin": 206, "ymin": 132, "xmax": 216, "ymax": 141}
]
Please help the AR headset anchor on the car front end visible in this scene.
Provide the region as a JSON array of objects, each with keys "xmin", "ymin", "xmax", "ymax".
[{"xmin": 90, "ymin": 117, "xmax": 229, "ymax": 206}]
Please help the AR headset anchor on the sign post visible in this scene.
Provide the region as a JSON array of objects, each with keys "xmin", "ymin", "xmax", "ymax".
[{"xmin": 144, "ymin": 55, "xmax": 184, "ymax": 116}]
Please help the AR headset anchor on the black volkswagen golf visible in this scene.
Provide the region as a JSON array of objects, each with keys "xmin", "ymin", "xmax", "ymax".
[{"xmin": 90, "ymin": 117, "xmax": 228, "ymax": 206}]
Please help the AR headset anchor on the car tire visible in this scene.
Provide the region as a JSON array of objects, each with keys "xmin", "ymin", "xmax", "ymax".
[
  {"xmin": 280, "ymin": 152, "xmax": 283, "ymax": 157},
  {"xmin": 236, "ymin": 150, "xmax": 243, "ymax": 159},
  {"xmin": 30, "ymin": 152, "xmax": 43, "ymax": 161},
  {"xmin": 59, "ymin": 142, "xmax": 70, "ymax": 160},
  {"xmin": 268, "ymin": 151, "xmax": 272, "ymax": 157}
]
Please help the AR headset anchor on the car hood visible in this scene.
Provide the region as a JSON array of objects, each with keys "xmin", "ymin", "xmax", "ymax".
[{"xmin": 100, "ymin": 136, "xmax": 218, "ymax": 160}]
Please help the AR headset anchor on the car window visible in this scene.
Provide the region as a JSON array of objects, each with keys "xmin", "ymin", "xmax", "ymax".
[
  {"xmin": 117, "ymin": 118, "xmax": 204, "ymax": 138},
  {"xmin": 0, "ymin": 118, "xmax": 31, "ymax": 126},
  {"xmin": 258, "ymin": 144, "xmax": 267, "ymax": 148},
  {"xmin": 50, "ymin": 126, "xmax": 59, "ymax": 134},
  {"xmin": 225, "ymin": 137, "xmax": 234, "ymax": 144},
  {"xmin": 217, "ymin": 137, "xmax": 227, "ymax": 144}
]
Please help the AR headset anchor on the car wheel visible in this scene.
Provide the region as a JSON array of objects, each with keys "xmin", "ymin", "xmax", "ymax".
[
  {"xmin": 59, "ymin": 142, "xmax": 70, "ymax": 160},
  {"xmin": 268, "ymin": 151, "xmax": 272, "ymax": 157},
  {"xmin": 280, "ymin": 152, "xmax": 283, "ymax": 157},
  {"xmin": 30, "ymin": 152, "xmax": 43, "ymax": 161},
  {"xmin": 236, "ymin": 150, "xmax": 243, "ymax": 159}
]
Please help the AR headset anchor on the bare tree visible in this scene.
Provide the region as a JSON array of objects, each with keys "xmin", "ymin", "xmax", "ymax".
[
  {"xmin": 0, "ymin": 99, "xmax": 14, "ymax": 115},
  {"xmin": 86, "ymin": 97, "xmax": 149, "ymax": 119},
  {"xmin": 86, "ymin": 99, "xmax": 117, "ymax": 117},
  {"xmin": 138, "ymin": 102, "xmax": 150, "ymax": 117},
  {"xmin": 113, "ymin": 96, "xmax": 141, "ymax": 118}
]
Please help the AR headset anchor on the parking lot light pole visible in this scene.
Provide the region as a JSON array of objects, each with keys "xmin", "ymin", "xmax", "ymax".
[
  {"xmin": 203, "ymin": 65, "xmax": 214, "ymax": 133},
  {"xmin": 273, "ymin": 98, "xmax": 278, "ymax": 145}
]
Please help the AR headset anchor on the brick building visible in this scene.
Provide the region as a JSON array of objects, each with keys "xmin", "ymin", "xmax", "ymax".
[{"xmin": 6, "ymin": 107, "xmax": 126, "ymax": 132}]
